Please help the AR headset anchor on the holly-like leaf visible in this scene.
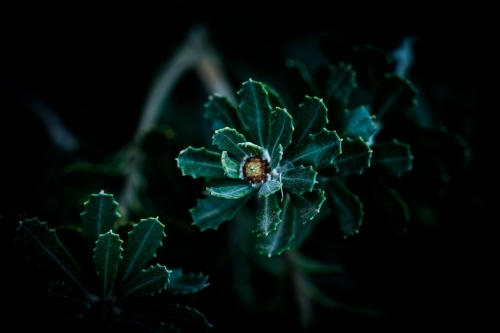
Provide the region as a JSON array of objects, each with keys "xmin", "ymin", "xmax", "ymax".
[
  {"xmin": 208, "ymin": 184, "xmax": 253, "ymax": 199},
  {"xmin": 268, "ymin": 107, "xmax": 293, "ymax": 167},
  {"xmin": 80, "ymin": 191, "xmax": 121, "ymax": 245},
  {"xmin": 237, "ymin": 142, "xmax": 264, "ymax": 156},
  {"xmin": 49, "ymin": 282, "xmax": 90, "ymax": 311},
  {"xmin": 15, "ymin": 218, "xmax": 86, "ymax": 293},
  {"xmin": 254, "ymin": 194, "xmax": 282, "ymax": 236},
  {"xmin": 204, "ymin": 93, "xmax": 239, "ymax": 131},
  {"xmin": 118, "ymin": 264, "xmax": 170, "ymax": 303},
  {"xmin": 332, "ymin": 137, "xmax": 372, "ymax": 176},
  {"xmin": 93, "ymin": 231, "xmax": 123, "ymax": 298},
  {"xmin": 176, "ymin": 147, "xmax": 224, "ymax": 179},
  {"xmin": 281, "ymin": 166, "xmax": 317, "ymax": 195},
  {"xmin": 166, "ymin": 269, "xmax": 209, "ymax": 294},
  {"xmin": 327, "ymin": 179, "xmax": 363, "ymax": 236},
  {"xmin": 370, "ymin": 139, "xmax": 413, "ymax": 176},
  {"xmin": 270, "ymin": 144, "xmax": 283, "ymax": 171},
  {"xmin": 290, "ymin": 189, "xmax": 326, "ymax": 224},
  {"xmin": 190, "ymin": 194, "xmax": 253, "ymax": 231},
  {"xmin": 256, "ymin": 194, "xmax": 297, "ymax": 257},
  {"xmin": 221, "ymin": 151, "xmax": 241, "ymax": 179},
  {"xmin": 371, "ymin": 74, "xmax": 418, "ymax": 122},
  {"xmin": 293, "ymin": 96, "xmax": 328, "ymax": 149},
  {"xmin": 258, "ymin": 180, "xmax": 282, "ymax": 197},
  {"xmin": 212, "ymin": 127, "xmax": 251, "ymax": 158},
  {"xmin": 325, "ymin": 62, "xmax": 357, "ymax": 111},
  {"xmin": 339, "ymin": 106, "xmax": 377, "ymax": 142},
  {"xmin": 118, "ymin": 218, "xmax": 165, "ymax": 286},
  {"xmin": 237, "ymin": 79, "xmax": 272, "ymax": 148},
  {"xmin": 289, "ymin": 129, "xmax": 342, "ymax": 167}
]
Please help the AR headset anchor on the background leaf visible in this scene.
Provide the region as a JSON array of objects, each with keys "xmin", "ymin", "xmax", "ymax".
[
  {"xmin": 166, "ymin": 269, "xmax": 209, "ymax": 294},
  {"xmin": 371, "ymin": 74, "xmax": 418, "ymax": 123},
  {"xmin": 327, "ymin": 178, "xmax": 363, "ymax": 236},
  {"xmin": 370, "ymin": 139, "xmax": 413, "ymax": 176},
  {"xmin": 118, "ymin": 264, "xmax": 170, "ymax": 303},
  {"xmin": 339, "ymin": 106, "xmax": 377, "ymax": 142},
  {"xmin": 48, "ymin": 282, "xmax": 90, "ymax": 311},
  {"xmin": 204, "ymin": 93, "xmax": 239, "ymax": 131}
]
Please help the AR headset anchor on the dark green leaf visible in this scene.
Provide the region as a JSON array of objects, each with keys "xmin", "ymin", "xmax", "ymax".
[
  {"xmin": 93, "ymin": 231, "xmax": 123, "ymax": 298},
  {"xmin": 370, "ymin": 179, "xmax": 410, "ymax": 235},
  {"xmin": 176, "ymin": 147, "xmax": 224, "ymax": 179},
  {"xmin": 268, "ymin": 108, "xmax": 293, "ymax": 168},
  {"xmin": 325, "ymin": 62, "xmax": 357, "ymax": 111},
  {"xmin": 190, "ymin": 194, "xmax": 253, "ymax": 231},
  {"xmin": 258, "ymin": 180, "xmax": 282, "ymax": 197},
  {"xmin": 289, "ymin": 129, "xmax": 342, "ymax": 167},
  {"xmin": 285, "ymin": 59, "xmax": 321, "ymax": 105},
  {"xmin": 237, "ymin": 142, "xmax": 264, "ymax": 156},
  {"xmin": 237, "ymin": 79, "xmax": 272, "ymax": 148},
  {"xmin": 290, "ymin": 189, "xmax": 326, "ymax": 224},
  {"xmin": 208, "ymin": 184, "xmax": 253, "ymax": 199},
  {"xmin": 270, "ymin": 144, "xmax": 283, "ymax": 171},
  {"xmin": 221, "ymin": 151, "xmax": 241, "ymax": 179},
  {"xmin": 293, "ymin": 96, "xmax": 328, "ymax": 149},
  {"xmin": 204, "ymin": 93, "xmax": 239, "ymax": 131},
  {"xmin": 15, "ymin": 218, "xmax": 86, "ymax": 293},
  {"xmin": 263, "ymin": 83, "xmax": 288, "ymax": 109},
  {"xmin": 256, "ymin": 194, "xmax": 297, "ymax": 257},
  {"xmin": 332, "ymin": 137, "xmax": 372, "ymax": 176},
  {"xmin": 281, "ymin": 165, "xmax": 317, "ymax": 194},
  {"xmin": 118, "ymin": 264, "xmax": 170, "ymax": 303},
  {"xmin": 327, "ymin": 179, "xmax": 363, "ymax": 236},
  {"xmin": 212, "ymin": 127, "xmax": 251, "ymax": 158},
  {"xmin": 49, "ymin": 282, "xmax": 90, "ymax": 311},
  {"xmin": 372, "ymin": 74, "xmax": 418, "ymax": 122},
  {"xmin": 347, "ymin": 44, "xmax": 394, "ymax": 91},
  {"xmin": 370, "ymin": 139, "xmax": 413, "ymax": 176},
  {"xmin": 118, "ymin": 218, "xmax": 165, "ymax": 286},
  {"xmin": 80, "ymin": 191, "xmax": 121, "ymax": 245},
  {"xmin": 339, "ymin": 106, "xmax": 377, "ymax": 141},
  {"xmin": 166, "ymin": 268, "xmax": 209, "ymax": 294},
  {"xmin": 290, "ymin": 253, "xmax": 344, "ymax": 275},
  {"xmin": 254, "ymin": 194, "xmax": 281, "ymax": 236}
]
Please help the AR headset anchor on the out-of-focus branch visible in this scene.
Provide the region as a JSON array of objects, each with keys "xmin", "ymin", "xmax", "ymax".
[{"xmin": 118, "ymin": 24, "xmax": 235, "ymax": 224}]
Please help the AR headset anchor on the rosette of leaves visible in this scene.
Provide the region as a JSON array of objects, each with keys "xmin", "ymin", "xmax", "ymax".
[
  {"xmin": 15, "ymin": 191, "xmax": 211, "ymax": 332},
  {"xmin": 176, "ymin": 79, "xmax": 342, "ymax": 256}
]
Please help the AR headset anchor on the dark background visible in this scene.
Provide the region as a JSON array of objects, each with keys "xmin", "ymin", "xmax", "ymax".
[{"xmin": 2, "ymin": 11, "xmax": 492, "ymax": 332}]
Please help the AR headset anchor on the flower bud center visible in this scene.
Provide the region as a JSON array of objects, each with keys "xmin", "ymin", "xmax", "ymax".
[{"xmin": 242, "ymin": 156, "xmax": 270, "ymax": 184}]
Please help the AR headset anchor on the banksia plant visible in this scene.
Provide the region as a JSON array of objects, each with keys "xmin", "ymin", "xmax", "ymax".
[
  {"xmin": 177, "ymin": 79, "xmax": 342, "ymax": 256},
  {"xmin": 15, "ymin": 191, "xmax": 211, "ymax": 332}
]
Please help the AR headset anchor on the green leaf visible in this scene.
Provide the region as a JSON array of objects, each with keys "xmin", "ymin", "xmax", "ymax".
[
  {"xmin": 339, "ymin": 106, "xmax": 377, "ymax": 142},
  {"xmin": 256, "ymin": 194, "xmax": 297, "ymax": 257},
  {"xmin": 263, "ymin": 83, "xmax": 288, "ymax": 109},
  {"xmin": 290, "ymin": 189, "xmax": 326, "ymax": 224},
  {"xmin": 93, "ymin": 231, "xmax": 123, "ymax": 298},
  {"xmin": 237, "ymin": 79, "xmax": 272, "ymax": 147},
  {"xmin": 258, "ymin": 180, "xmax": 282, "ymax": 197},
  {"xmin": 270, "ymin": 144, "xmax": 283, "ymax": 171},
  {"xmin": 284, "ymin": 59, "xmax": 321, "ymax": 104},
  {"xmin": 327, "ymin": 179, "xmax": 363, "ymax": 236},
  {"xmin": 212, "ymin": 127, "xmax": 251, "ymax": 158},
  {"xmin": 190, "ymin": 194, "xmax": 253, "ymax": 231},
  {"xmin": 370, "ymin": 139, "xmax": 413, "ymax": 176},
  {"xmin": 289, "ymin": 129, "xmax": 342, "ymax": 167},
  {"xmin": 281, "ymin": 165, "xmax": 317, "ymax": 195},
  {"xmin": 166, "ymin": 269, "xmax": 209, "ymax": 294},
  {"xmin": 49, "ymin": 282, "xmax": 90, "ymax": 311},
  {"xmin": 80, "ymin": 191, "xmax": 121, "ymax": 245},
  {"xmin": 371, "ymin": 74, "xmax": 418, "ymax": 122},
  {"xmin": 268, "ymin": 107, "xmax": 293, "ymax": 168},
  {"xmin": 118, "ymin": 218, "xmax": 166, "ymax": 286},
  {"xmin": 118, "ymin": 264, "xmax": 170, "ymax": 303},
  {"xmin": 325, "ymin": 62, "xmax": 357, "ymax": 110},
  {"xmin": 332, "ymin": 137, "xmax": 372, "ymax": 176},
  {"xmin": 293, "ymin": 96, "xmax": 328, "ymax": 148},
  {"xmin": 176, "ymin": 147, "xmax": 224, "ymax": 179},
  {"xmin": 15, "ymin": 218, "xmax": 86, "ymax": 293},
  {"xmin": 131, "ymin": 304, "xmax": 212, "ymax": 333},
  {"xmin": 237, "ymin": 142, "xmax": 264, "ymax": 156},
  {"xmin": 221, "ymin": 151, "xmax": 241, "ymax": 179},
  {"xmin": 208, "ymin": 184, "xmax": 253, "ymax": 199},
  {"xmin": 204, "ymin": 93, "xmax": 239, "ymax": 131},
  {"xmin": 254, "ymin": 194, "xmax": 282, "ymax": 236}
]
